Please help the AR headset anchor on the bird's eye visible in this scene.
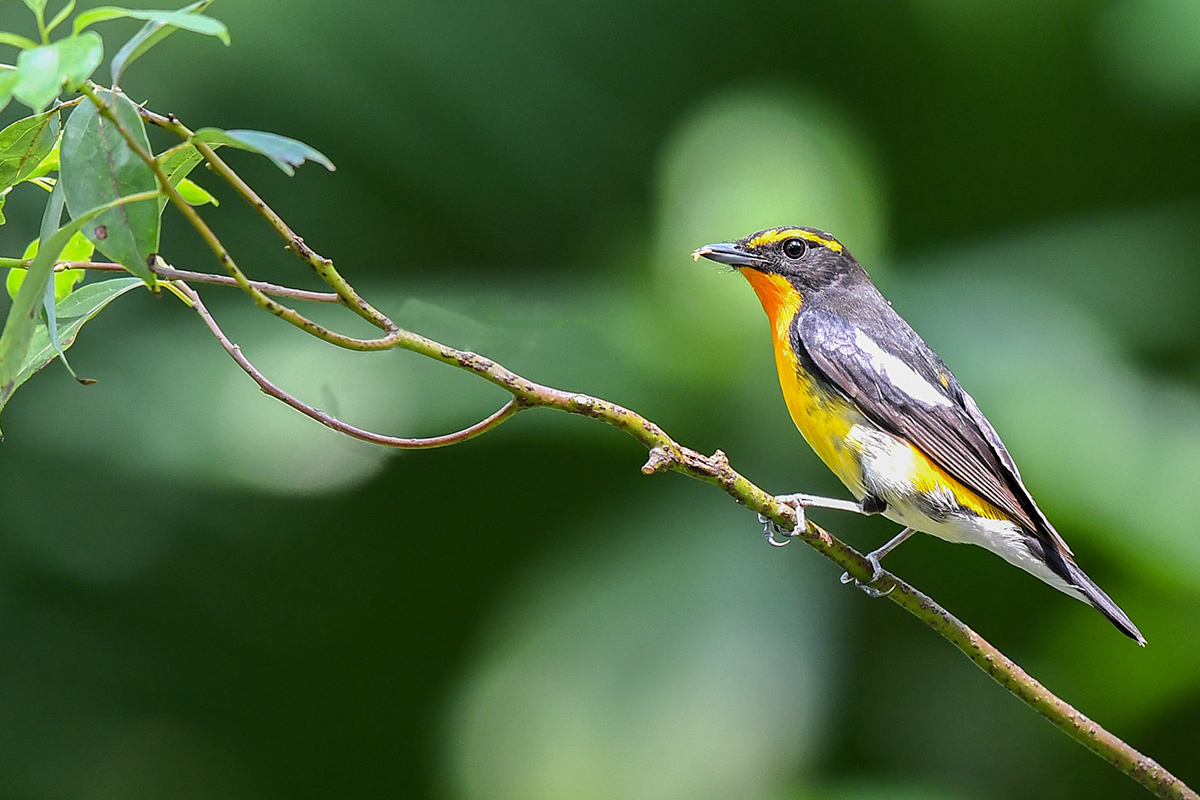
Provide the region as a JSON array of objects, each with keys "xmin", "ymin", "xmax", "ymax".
[{"xmin": 782, "ymin": 238, "xmax": 807, "ymax": 259}]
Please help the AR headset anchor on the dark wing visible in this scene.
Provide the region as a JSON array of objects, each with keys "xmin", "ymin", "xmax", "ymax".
[
  {"xmin": 796, "ymin": 307, "xmax": 1063, "ymax": 548},
  {"xmin": 956, "ymin": 387, "xmax": 1073, "ymax": 556}
]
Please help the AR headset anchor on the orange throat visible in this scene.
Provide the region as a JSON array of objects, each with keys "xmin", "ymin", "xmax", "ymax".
[{"xmin": 739, "ymin": 268, "xmax": 803, "ymax": 337}]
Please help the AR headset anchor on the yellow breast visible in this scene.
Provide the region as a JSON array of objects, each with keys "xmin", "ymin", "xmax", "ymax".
[
  {"xmin": 773, "ymin": 325, "xmax": 870, "ymax": 497},
  {"xmin": 739, "ymin": 269, "xmax": 868, "ymax": 497}
]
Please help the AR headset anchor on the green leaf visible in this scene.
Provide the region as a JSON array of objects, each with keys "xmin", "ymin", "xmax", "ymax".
[
  {"xmin": 54, "ymin": 266, "xmax": 85, "ymax": 299},
  {"xmin": 0, "ymin": 32, "xmax": 41, "ymax": 50},
  {"xmin": 12, "ymin": 32, "xmax": 103, "ymax": 112},
  {"xmin": 0, "ymin": 68, "xmax": 18, "ymax": 117},
  {"xmin": 34, "ymin": 181, "xmax": 76, "ymax": 377},
  {"xmin": 60, "ymin": 89, "xmax": 159, "ymax": 284},
  {"xmin": 45, "ymin": 0, "xmax": 76, "ymax": 36},
  {"xmin": 22, "ymin": 229, "xmax": 96, "ymax": 263},
  {"xmin": 0, "ymin": 191, "xmax": 155, "ymax": 420},
  {"xmin": 74, "ymin": 6, "xmax": 229, "ymax": 44},
  {"xmin": 192, "ymin": 128, "xmax": 335, "ymax": 176},
  {"xmin": 22, "ymin": 134, "xmax": 59, "ymax": 182},
  {"xmin": 154, "ymin": 140, "xmax": 221, "ymax": 212},
  {"xmin": 55, "ymin": 275, "xmax": 140, "ymax": 316},
  {"xmin": 157, "ymin": 143, "xmax": 205, "ymax": 184},
  {"xmin": 0, "ymin": 108, "xmax": 58, "ymax": 193},
  {"xmin": 21, "ymin": 0, "xmax": 50, "ymax": 16},
  {"xmin": 111, "ymin": 0, "xmax": 217, "ymax": 83},
  {"xmin": 37, "ymin": 175, "xmax": 64, "ymax": 266},
  {"xmin": 175, "ymin": 176, "xmax": 217, "ymax": 206},
  {"xmin": 0, "ymin": 276, "xmax": 143, "ymax": 418},
  {"xmin": 5, "ymin": 268, "xmax": 22, "ymax": 300},
  {"xmin": 70, "ymin": 6, "xmax": 126, "ymax": 32},
  {"xmin": 5, "ymin": 264, "xmax": 85, "ymax": 301},
  {"xmin": 40, "ymin": 269, "xmax": 73, "ymax": 377},
  {"xmin": 42, "ymin": 262, "xmax": 86, "ymax": 381},
  {"xmin": 8, "ymin": 230, "xmax": 95, "ymax": 300}
]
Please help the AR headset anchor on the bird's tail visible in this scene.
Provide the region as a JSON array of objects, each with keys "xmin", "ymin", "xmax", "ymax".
[{"xmin": 1062, "ymin": 560, "xmax": 1146, "ymax": 646}]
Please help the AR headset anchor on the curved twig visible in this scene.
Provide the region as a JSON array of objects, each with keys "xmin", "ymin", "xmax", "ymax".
[{"xmin": 175, "ymin": 281, "xmax": 525, "ymax": 449}]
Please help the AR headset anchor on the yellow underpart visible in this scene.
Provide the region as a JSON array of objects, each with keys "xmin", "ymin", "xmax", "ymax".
[
  {"xmin": 747, "ymin": 228, "xmax": 844, "ymax": 253},
  {"xmin": 741, "ymin": 269, "xmax": 863, "ymax": 492},
  {"xmin": 741, "ymin": 267, "xmax": 1011, "ymax": 523},
  {"xmin": 780, "ymin": 353, "xmax": 865, "ymax": 495}
]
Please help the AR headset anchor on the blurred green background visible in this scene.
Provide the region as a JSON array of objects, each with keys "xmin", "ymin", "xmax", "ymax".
[{"xmin": 0, "ymin": 0, "xmax": 1198, "ymax": 797}]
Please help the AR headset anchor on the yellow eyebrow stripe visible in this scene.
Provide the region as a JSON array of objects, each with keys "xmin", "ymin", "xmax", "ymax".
[{"xmin": 747, "ymin": 228, "xmax": 843, "ymax": 253}]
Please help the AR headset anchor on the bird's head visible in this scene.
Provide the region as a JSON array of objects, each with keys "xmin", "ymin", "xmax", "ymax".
[
  {"xmin": 693, "ymin": 227, "xmax": 862, "ymax": 324},
  {"xmin": 693, "ymin": 226, "xmax": 856, "ymax": 287}
]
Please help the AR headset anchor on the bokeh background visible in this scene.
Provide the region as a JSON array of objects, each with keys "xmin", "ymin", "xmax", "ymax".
[{"xmin": 0, "ymin": 0, "xmax": 1198, "ymax": 798}]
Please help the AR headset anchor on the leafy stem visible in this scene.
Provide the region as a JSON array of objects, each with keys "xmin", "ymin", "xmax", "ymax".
[
  {"xmin": 77, "ymin": 82, "xmax": 398, "ymax": 351},
  {"xmin": 136, "ymin": 105, "xmax": 396, "ymax": 331}
]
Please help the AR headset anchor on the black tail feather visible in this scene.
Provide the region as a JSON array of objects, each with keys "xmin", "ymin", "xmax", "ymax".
[{"xmin": 1063, "ymin": 560, "xmax": 1146, "ymax": 646}]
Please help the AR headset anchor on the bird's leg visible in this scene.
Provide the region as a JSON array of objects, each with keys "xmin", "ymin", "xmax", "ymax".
[
  {"xmin": 759, "ymin": 492, "xmax": 886, "ymax": 546},
  {"xmin": 779, "ymin": 492, "xmax": 880, "ymax": 514},
  {"xmin": 840, "ymin": 527, "xmax": 915, "ymax": 598}
]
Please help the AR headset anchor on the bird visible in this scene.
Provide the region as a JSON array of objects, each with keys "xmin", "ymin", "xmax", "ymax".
[{"xmin": 694, "ymin": 226, "xmax": 1144, "ymax": 645}]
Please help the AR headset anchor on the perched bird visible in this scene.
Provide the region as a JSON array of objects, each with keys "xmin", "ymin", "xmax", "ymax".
[{"xmin": 695, "ymin": 227, "xmax": 1144, "ymax": 645}]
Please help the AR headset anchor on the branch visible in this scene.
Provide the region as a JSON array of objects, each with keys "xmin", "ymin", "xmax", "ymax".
[
  {"xmin": 165, "ymin": 280, "xmax": 1194, "ymax": 797},
  {"xmin": 57, "ymin": 86, "xmax": 1195, "ymax": 799}
]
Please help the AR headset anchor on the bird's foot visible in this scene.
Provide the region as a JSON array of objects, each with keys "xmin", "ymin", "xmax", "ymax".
[
  {"xmin": 840, "ymin": 551, "xmax": 894, "ymax": 598},
  {"xmin": 759, "ymin": 510, "xmax": 800, "ymax": 547},
  {"xmin": 759, "ymin": 496, "xmax": 808, "ymax": 547}
]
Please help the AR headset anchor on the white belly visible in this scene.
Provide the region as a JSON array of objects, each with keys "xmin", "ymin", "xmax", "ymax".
[{"xmin": 847, "ymin": 423, "xmax": 1085, "ymax": 602}]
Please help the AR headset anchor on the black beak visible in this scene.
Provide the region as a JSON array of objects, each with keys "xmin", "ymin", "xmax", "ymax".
[{"xmin": 692, "ymin": 242, "xmax": 761, "ymax": 267}]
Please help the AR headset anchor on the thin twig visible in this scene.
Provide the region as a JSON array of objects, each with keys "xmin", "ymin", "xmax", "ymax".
[
  {"xmin": 0, "ymin": 257, "xmax": 342, "ymax": 303},
  {"xmin": 175, "ymin": 281, "xmax": 525, "ymax": 448}
]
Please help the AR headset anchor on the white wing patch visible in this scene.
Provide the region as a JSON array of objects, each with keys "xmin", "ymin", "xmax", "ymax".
[{"xmin": 853, "ymin": 329, "xmax": 952, "ymax": 408}]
